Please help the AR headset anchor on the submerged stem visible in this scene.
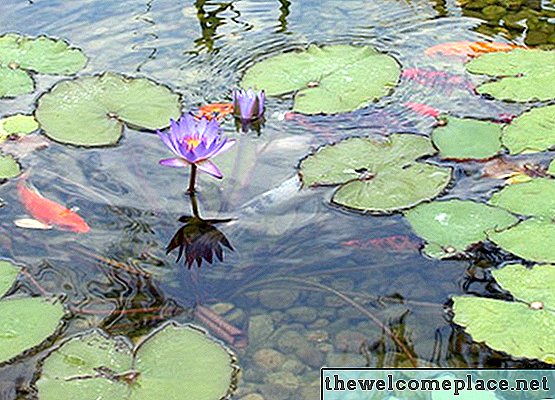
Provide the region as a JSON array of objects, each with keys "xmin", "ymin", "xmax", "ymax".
[{"xmin": 187, "ymin": 164, "xmax": 198, "ymax": 194}]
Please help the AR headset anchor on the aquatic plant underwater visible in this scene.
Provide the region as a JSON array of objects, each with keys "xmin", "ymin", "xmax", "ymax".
[{"xmin": 2, "ymin": 0, "xmax": 555, "ymax": 399}]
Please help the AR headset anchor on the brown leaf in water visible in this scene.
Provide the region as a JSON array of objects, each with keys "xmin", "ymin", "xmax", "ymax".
[{"xmin": 0, "ymin": 134, "xmax": 49, "ymax": 159}]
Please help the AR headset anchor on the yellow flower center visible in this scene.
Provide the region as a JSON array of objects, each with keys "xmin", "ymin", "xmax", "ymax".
[{"xmin": 184, "ymin": 137, "xmax": 201, "ymax": 150}]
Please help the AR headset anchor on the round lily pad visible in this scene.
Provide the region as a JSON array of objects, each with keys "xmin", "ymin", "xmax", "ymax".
[
  {"xmin": 0, "ymin": 260, "xmax": 20, "ymax": 297},
  {"xmin": 36, "ymin": 322, "xmax": 237, "ymax": 400},
  {"xmin": 488, "ymin": 218, "xmax": 555, "ymax": 264},
  {"xmin": 466, "ymin": 49, "xmax": 555, "ymax": 102},
  {"xmin": 405, "ymin": 199, "xmax": 518, "ymax": 259},
  {"xmin": 299, "ymin": 134, "xmax": 452, "ymax": 214},
  {"xmin": 35, "ymin": 73, "xmax": 182, "ymax": 147},
  {"xmin": 453, "ymin": 264, "xmax": 555, "ymax": 364},
  {"xmin": 241, "ymin": 44, "xmax": 401, "ymax": 115},
  {"xmin": 0, "ymin": 114, "xmax": 39, "ymax": 142},
  {"xmin": 502, "ymin": 105, "xmax": 555, "ymax": 155},
  {"xmin": 0, "ymin": 33, "xmax": 87, "ymax": 98},
  {"xmin": 431, "ymin": 117, "xmax": 503, "ymax": 160},
  {"xmin": 0, "ymin": 153, "xmax": 20, "ymax": 180},
  {"xmin": 0, "ymin": 297, "xmax": 65, "ymax": 365},
  {"xmin": 489, "ymin": 178, "xmax": 555, "ymax": 218}
]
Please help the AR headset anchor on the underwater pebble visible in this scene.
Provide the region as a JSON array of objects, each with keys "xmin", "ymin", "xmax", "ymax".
[
  {"xmin": 258, "ymin": 289, "xmax": 299, "ymax": 310},
  {"xmin": 306, "ymin": 330, "xmax": 329, "ymax": 343},
  {"xmin": 287, "ymin": 306, "xmax": 317, "ymax": 324},
  {"xmin": 210, "ymin": 302, "xmax": 235, "ymax": 315},
  {"xmin": 226, "ymin": 308, "xmax": 246, "ymax": 325},
  {"xmin": 269, "ymin": 310, "xmax": 287, "ymax": 323},
  {"xmin": 335, "ymin": 330, "xmax": 369, "ymax": 353},
  {"xmin": 281, "ymin": 357, "xmax": 306, "ymax": 373},
  {"xmin": 240, "ymin": 394, "xmax": 265, "ymax": 400},
  {"xmin": 253, "ymin": 348, "xmax": 286, "ymax": 371},
  {"xmin": 277, "ymin": 330, "xmax": 307, "ymax": 353},
  {"xmin": 248, "ymin": 315, "xmax": 275, "ymax": 347},
  {"xmin": 326, "ymin": 352, "xmax": 368, "ymax": 367},
  {"xmin": 295, "ymin": 345, "xmax": 325, "ymax": 369},
  {"xmin": 309, "ymin": 318, "xmax": 330, "ymax": 329}
]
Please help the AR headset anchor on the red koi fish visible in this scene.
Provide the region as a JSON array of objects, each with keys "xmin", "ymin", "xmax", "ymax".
[
  {"xmin": 404, "ymin": 102, "xmax": 441, "ymax": 119},
  {"xmin": 402, "ymin": 68, "xmax": 475, "ymax": 93},
  {"xmin": 16, "ymin": 180, "xmax": 90, "ymax": 233},
  {"xmin": 342, "ymin": 235, "xmax": 420, "ymax": 252}
]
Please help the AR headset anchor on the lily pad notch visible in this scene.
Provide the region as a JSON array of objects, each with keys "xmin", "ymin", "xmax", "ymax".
[
  {"xmin": 35, "ymin": 322, "xmax": 239, "ymax": 400},
  {"xmin": 35, "ymin": 72, "xmax": 182, "ymax": 147},
  {"xmin": 299, "ymin": 134, "xmax": 452, "ymax": 214},
  {"xmin": 241, "ymin": 44, "xmax": 401, "ymax": 115},
  {"xmin": 453, "ymin": 263, "xmax": 555, "ymax": 364},
  {"xmin": 0, "ymin": 33, "xmax": 87, "ymax": 98}
]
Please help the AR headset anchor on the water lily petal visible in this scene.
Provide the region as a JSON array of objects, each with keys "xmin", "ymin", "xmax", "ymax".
[
  {"xmin": 196, "ymin": 159, "xmax": 223, "ymax": 178},
  {"xmin": 159, "ymin": 158, "xmax": 189, "ymax": 168},
  {"xmin": 208, "ymin": 138, "xmax": 236, "ymax": 158},
  {"xmin": 157, "ymin": 130, "xmax": 179, "ymax": 155}
]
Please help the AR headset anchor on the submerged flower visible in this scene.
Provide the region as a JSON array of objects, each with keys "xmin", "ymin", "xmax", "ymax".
[
  {"xmin": 157, "ymin": 114, "xmax": 235, "ymax": 179},
  {"xmin": 233, "ymin": 88, "xmax": 265, "ymax": 122}
]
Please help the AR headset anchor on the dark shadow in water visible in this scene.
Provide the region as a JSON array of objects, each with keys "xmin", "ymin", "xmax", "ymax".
[
  {"xmin": 277, "ymin": 0, "xmax": 292, "ymax": 33},
  {"xmin": 166, "ymin": 193, "xmax": 234, "ymax": 269},
  {"xmin": 193, "ymin": 0, "xmax": 234, "ymax": 53}
]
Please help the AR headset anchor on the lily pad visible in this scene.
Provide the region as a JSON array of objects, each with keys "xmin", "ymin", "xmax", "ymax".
[
  {"xmin": 489, "ymin": 178, "xmax": 555, "ymax": 218},
  {"xmin": 405, "ymin": 200, "xmax": 518, "ymax": 259},
  {"xmin": 0, "ymin": 260, "xmax": 20, "ymax": 297},
  {"xmin": 488, "ymin": 218, "xmax": 555, "ymax": 264},
  {"xmin": 0, "ymin": 34, "xmax": 87, "ymax": 98},
  {"xmin": 431, "ymin": 117, "xmax": 503, "ymax": 160},
  {"xmin": 549, "ymin": 159, "xmax": 555, "ymax": 176},
  {"xmin": 466, "ymin": 49, "xmax": 555, "ymax": 102},
  {"xmin": 453, "ymin": 264, "xmax": 555, "ymax": 363},
  {"xmin": 35, "ymin": 73, "xmax": 182, "ymax": 147},
  {"xmin": 0, "ymin": 114, "xmax": 39, "ymax": 142},
  {"xmin": 299, "ymin": 134, "xmax": 452, "ymax": 213},
  {"xmin": 0, "ymin": 261, "xmax": 65, "ymax": 365},
  {"xmin": 36, "ymin": 322, "xmax": 237, "ymax": 400},
  {"xmin": 0, "ymin": 153, "xmax": 20, "ymax": 180},
  {"xmin": 241, "ymin": 44, "xmax": 401, "ymax": 115},
  {"xmin": 501, "ymin": 105, "xmax": 555, "ymax": 155}
]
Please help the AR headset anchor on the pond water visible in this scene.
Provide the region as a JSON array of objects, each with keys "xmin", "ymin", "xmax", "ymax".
[{"xmin": 0, "ymin": 0, "xmax": 554, "ymax": 399}]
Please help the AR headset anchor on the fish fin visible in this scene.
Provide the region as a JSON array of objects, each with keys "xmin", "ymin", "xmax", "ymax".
[
  {"xmin": 70, "ymin": 206, "xmax": 80, "ymax": 213},
  {"xmin": 14, "ymin": 218, "xmax": 53, "ymax": 230}
]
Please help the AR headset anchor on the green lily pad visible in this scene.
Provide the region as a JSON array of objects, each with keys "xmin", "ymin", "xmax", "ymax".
[
  {"xmin": 35, "ymin": 73, "xmax": 181, "ymax": 147},
  {"xmin": 501, "ymin": 105, "xmax": 555, "ymax": 155},
  {"xmin": 241, "ymin": 44, "xmax": 401, "ymax": 115},
  {"xmin": 0, "ymin": 297, "xmax": 65, "ymax": 365},
  {"xmin": 0, "ymin": 65, "xmax": 34, "ymax": 98},
  {"xmin": 453, "ymin": 264, "xmax": 555, "ymax": 364},
  {"xmin": 36, "ymin": 322, "xmax": 237, "ymax": 400},
  {"xmin": 405, "ymin": 199, "xmax": 518, "ymax": 259},
  {"xmin": 0, "ymin": 153, "xmax": 20, "ymax": 180},
  {"xmin": 0, "ymin": 260, "xmax": 65, "ymax": 365},
  {"xmin": 489, "ymin": 178, "xmax": 555, "ymax": 218},
  {"xmin": 489, "ymin": 218, "xmax": 555, "ymax": 263},
  {"xmin": 466, "ymin": 49, "xmax": 555, "ymax": 102},
  {"xmin": 0, "ymin": 114, "xmax": 39, "ymax": 142},
  {"xmin": 431, "ymin": 117, "xmax": 503, "ymax": 160},
  {"xmin": 0, "ymin": 260, "xmax": 20, "ymax": 297},
  {"xmin": 0, "ymin": 34, "xmax": 87, "ymax": 98},
  {"xmin": 549, "ymin": 159, "xmax": 555, "ymax": 176},
  {"xmin": 299, "ymin": 134, "xmax": 452, "ymax": 213}
]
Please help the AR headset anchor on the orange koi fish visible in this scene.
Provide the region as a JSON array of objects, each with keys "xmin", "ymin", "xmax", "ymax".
[
  {"xmin": 16, "ymin": 179, "xmax": 90, "ymax": 233},
  {"xmin": 425, "ymin": 41, "xmax": 522, "ymax": 58},
  {"xmin": 195, "ymin": 103, "xmax": 234, "ymax": 121}
]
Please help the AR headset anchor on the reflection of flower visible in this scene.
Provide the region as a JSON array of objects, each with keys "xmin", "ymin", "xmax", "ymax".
[
  {"xmin": 233, "ymin": 88, "xmax": 265, "ymax": 123},
  {"xmin": 166, "ymin": 215, "xmax": 234, "ymax": 269},
  {"xmin": 157, "ymin": 114, "xmax": 235, "ymax": 180}
]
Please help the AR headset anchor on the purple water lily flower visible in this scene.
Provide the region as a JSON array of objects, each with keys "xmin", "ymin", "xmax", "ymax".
[
  {"xmin": 233, "ymin": 88, "xmax": 265, "ymax": 122},
  {"xmin": 158, "ymin": 114, "xmax": 235, "ymax": 192}
]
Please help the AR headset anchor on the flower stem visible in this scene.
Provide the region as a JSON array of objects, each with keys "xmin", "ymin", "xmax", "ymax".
[
  {"xmin": 190, "ymin": 192, "xmax": 200, "ymax": 218},
  {"xmin": 187, "ymin": 164, "xmax": 197, "ymax": 194}
]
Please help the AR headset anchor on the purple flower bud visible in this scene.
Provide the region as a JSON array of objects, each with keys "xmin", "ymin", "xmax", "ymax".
[{"xmin": 233, "ymin": 88, "xmax": 265, "ymax": 122}]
